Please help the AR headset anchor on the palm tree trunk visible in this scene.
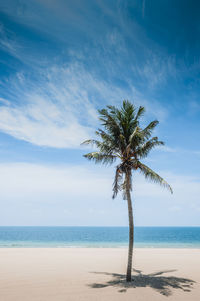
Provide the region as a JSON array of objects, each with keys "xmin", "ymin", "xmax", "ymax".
[{"xmin": 126, "ymin": 172, "xmax": 134, "ymax": 282}]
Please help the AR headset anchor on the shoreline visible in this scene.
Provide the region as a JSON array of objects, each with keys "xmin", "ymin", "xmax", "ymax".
[{"xmin": 0, "ymin": 244, "xmax": 200, "ymax": 248}]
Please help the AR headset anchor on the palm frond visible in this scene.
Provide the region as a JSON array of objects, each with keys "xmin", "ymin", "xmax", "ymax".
[
  {"xmin": 82, "ymin": 138, "xmax": 117, "ymax": 155},
  {"xmin": 98, "ymin": 108, "xmax": 121, "ymax": 135},
  {"xmin": 142, "ymin": 120, "xmax": 159, "ymax": 139},
  {"xmin": 96, "ymin": 129, "xmax": 116, "ymax": 145},
  {"xmin": 120, "ymin": 101, "xmax": 136, "ymax": 140},
  {"xmin": 135, "ymin": 137, "xmax": 164, "ymax": 158},
  {"xmin": 81, "ymin": 139, "xmax": 101, "ymax": 147},
  {"xmin": 125, "ymin": 127, "xmax": 144, "ymax": 155},
  {"xmin": 83, "ymin": 152, "xmax": 117, "ymax": 165},
  {"xmin": 122, "ymin": 100, "xmax": 136, "ymax": 118},
  {"xmin": 129, "ymin": 126, "xmax": 144, "ymax": 145},
  {"xmin": 137, "ymin": 162, "xmax": 173, "ymax": 193},
  {"xmin": 135, "ymin": 106, "xmax": 145, "ymax": 120},
  {"xmin": 112, "ymin": 165, "xmax": 123, "ymax": 199}
]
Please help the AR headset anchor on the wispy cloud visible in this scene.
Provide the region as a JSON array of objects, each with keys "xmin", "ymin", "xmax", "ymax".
[
  {"xmin": 0, "ymin": 23, "xmax": 21, "ymax": 60},
  {"xmin": 158, "ymin": 146, "xmax": 200, "ymax": 156},
  {"xmin": 0, "ymin": 0, "xmax": 180, "ymax": 149},
  {"xmin": 133, "ymin": 55, "xmax": 177, "ymax": 89},
  {"xmin": 0, "ymin": 59, "xmax": 170, "ymax": 148},
  {"xmin": 158, "ymin": 146, "xmax": 178, "ymax": 153},
  {"xmin": 0, "ymin": 64, "xmax": 100, "ymax": 148},
  {"xmin": 0, "ymin": 0, "xmax": 179, "ymax": 90},
  {"xmin": 0, "ymin": 21, "xmax": 47, "ymax": 69}
]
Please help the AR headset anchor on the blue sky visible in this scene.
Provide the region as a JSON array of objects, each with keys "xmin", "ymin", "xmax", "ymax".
[{"xmin": 0, "ymin": 0, "xmax": 200, "ymax": 226}]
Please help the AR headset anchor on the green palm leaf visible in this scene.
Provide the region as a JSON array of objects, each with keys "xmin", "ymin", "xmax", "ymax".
[
  {"xmin": 83, "ymin": 152, "xmax": 116, "ymax": 165},
  {"xmin": 135, "ymin": 137, "xmax": 164, "ymax": 158},
  {"xmin": 137, "ymin": 161, "xmax": 173, "ymax": 193}
]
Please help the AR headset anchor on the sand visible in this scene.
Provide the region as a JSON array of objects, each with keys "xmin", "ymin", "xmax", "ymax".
[{"xmin": 0, "ymin": 248, "xmax": 199, "ymax": 301}]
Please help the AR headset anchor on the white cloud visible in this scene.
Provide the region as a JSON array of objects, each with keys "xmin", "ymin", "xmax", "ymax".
[
  {"xmin": 0, "ymin": 1, "xmax": 174, "ymax": 149},
  {"xmin": 158, "ymin": 146, "xmax": 177, "ymax": 153},
  {"xmin": 0, "ymin": 162, "xmax": 199, "ymax": 225},
  {"xmin": 0, "ymin": 96, "xmax": 92, "ymax": 148},
  {"xmin": 156, "ymin": 145, "xmax": 200, "ymax": 156},
  {"xmin": 0, "ymin": 163, "xmax": 112, "ymax": 225},
  {"xmin": 0, "ymin": 163, "xmax": 111, "ymax": 200},
  {"xmin": 133, "ymin": 55, "xmax": 177, "ymax": 90},
  {"xmin": 0, "ymin": 60, "xmax": 170, "ymax": 148},
  {"xmin": 0, "ymin": 24, "xmax": 21, "ymax": 59},
  {"xmin": 0, "ymin": 64, "xmax": 100, "ymax": 148},
  {"xmin": 169, "ymin": 205, "xmax": 182, "ymax": 212},
  {"xmin": 0, "ymin": 0, "xmax": 178, "ymax": 91}
]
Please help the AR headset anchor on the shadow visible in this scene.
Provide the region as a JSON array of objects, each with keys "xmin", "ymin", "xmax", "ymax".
[{"xmin": 89, "ymin": 269, "xmax": 195, "ymax": 296}]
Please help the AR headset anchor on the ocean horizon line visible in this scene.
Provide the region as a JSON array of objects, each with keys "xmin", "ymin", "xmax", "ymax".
[{"xmin": 1, "ymin": 226, "xmax": 200, "ymax": 228}]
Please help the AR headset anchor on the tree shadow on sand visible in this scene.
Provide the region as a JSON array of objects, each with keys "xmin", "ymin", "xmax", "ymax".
[{"xmin": 89, "ymin": 269, "xmax": 195, "ymax": 296}]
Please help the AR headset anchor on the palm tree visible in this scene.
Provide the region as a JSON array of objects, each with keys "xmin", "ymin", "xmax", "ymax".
[{"xmin": 82, "ymin": 100, "xmax": 173, "ymax": 282}]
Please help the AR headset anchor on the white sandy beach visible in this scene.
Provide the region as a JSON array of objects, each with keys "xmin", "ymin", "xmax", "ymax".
[{"xmin": 0, "ymin": 248, "xmax": 199, "ymax": 301}]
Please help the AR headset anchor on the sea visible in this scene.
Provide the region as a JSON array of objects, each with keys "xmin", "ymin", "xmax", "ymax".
[{"xmin": 0, "ymin": 227, "xmax": 200, "ymax": 248}]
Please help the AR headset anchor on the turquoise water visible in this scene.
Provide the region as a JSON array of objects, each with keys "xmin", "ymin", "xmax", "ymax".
[{"xmin": 0, "ymin": 227, "xmax": 200, "ymax": 248}]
